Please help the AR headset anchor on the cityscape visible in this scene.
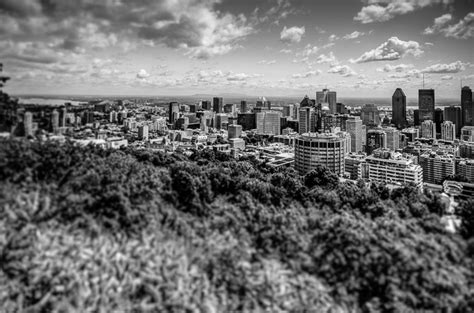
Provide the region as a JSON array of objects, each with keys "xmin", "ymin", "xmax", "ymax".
[{"xmin": 1, "ymin": 0, "xmax": 474, "ymax": 311}]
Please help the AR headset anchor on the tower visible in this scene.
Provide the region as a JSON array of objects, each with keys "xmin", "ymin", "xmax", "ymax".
[
  {"xmin": 461, "ymin": 86, "xmax": 473, "ymax": 127},
  {"xmin": 418, "ymin": 89, "xmax": 435, "ymax": 123},
  {"xmin": 213, "ymin": 97, "xmax": 223, "ymax": 113},
  {"xmin": 391, "ymin": 88, "xmax": 407, "ymax": 129},
  {"xmin": 316, "ymin": 89, "xmax": 337, "ymax": 114}
]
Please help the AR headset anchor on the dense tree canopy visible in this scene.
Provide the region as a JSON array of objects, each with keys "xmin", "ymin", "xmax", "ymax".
[{"xmin": 0, "ymin": 138, "xmax": 473, "ymax": 311}]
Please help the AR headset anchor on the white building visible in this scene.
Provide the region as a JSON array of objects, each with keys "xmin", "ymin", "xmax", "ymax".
[{"xmin": 441, "ymin": 121, "xmax": 456, "ymax": 141}]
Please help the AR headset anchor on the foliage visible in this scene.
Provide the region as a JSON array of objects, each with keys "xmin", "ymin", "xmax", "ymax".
[{"xmin": 0, "ymin": 138, "xmax": 473, "ymax": 311}]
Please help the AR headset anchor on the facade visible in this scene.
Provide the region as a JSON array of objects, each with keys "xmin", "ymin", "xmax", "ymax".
[
  {"xmin": 461, "ymin": 126, "xmax": 474, "ymax": 142},
  {"xmin": 24, "ymin": 111, "xmax": 33, "ymax": 137},
  {"xmin": 237, "ymin": 113, "xmax": 256, "ymax": 131},
  {"xmin": 383, "ymin": 127, "xmax": 400, "ymax": 151},
  {"xmin": 419, "ymin": 152, "xmax": 455, "ymax": 184},
  {"xmin": 213, "ymin": 97, "xmax": 223, "ymax": 113},
  {"xmin": 361, "ymin": 104, "xmax": 380, "ymax": 126},
  {"xmin": 441, "ymin": 121, "xmax": 456, "ymax": 141},
  {"xmin": 224, "ymin": 103, "xmax": 235, "ymax": 114},
  {"xmin": 421, "ymin": 120, "xmax": 436, "ymax": 139},
  {"xmin": 51, "ymin": 110, "xmax": 59, "ymax": 134},
  {"xmin": 401, "ymin": 127, "xmax": 419, "ymax": 143},
  {"xmin": 345, "ymin": 153, "xmax": 367, "ymax": 180},
  {"xmin": 392, "ymin": 88, "xmax": 407, "ymax": 129},
  {"xmin": 240, "ymin": 101, "xmax": 247, "ymax": 113},
  {"xmin": 138, "ymin": 125, "xmax": 149, "ymax": 140},
  {"xmin": 461, "ymin": 86, "xmax": 473, "ymax": 127},
  {"xmin": 298, "ymin": 107, "xmax": 316, "ymax": 134},
  {"xmin": 215, "ymin": 113, "xmax": 228, "ymax": 130},
  {"xmin": 169, "ymin": 102, "xmax": 180, "ymax": 125},
  {"xmin": 345, "ymin": 116, "xmax": 363, "ymax": 153},
  {"xmin": 316, "ymin": 89, "xmax": 337, "ymax": 114},
  {"xmin": 418, "ymin": 89, "xmax": 435, "ymax": 122},
  {"xmin": 294, "ymin": 132, "xmax": 346, "ymax": 176},
  {"xmin": 365, "ymin": 149, "xmax": 423, "ymax": 189},
  {"xmin": 444, "ymin": 105, "xmax": 462, "ymax": 137},
  {"xmin": 256, "ymin": 111, "xmax": 281, "ymax": 135},
  {"xmin": 228, "ymin": 124, "xmax": 242, "ymax": 139},
  {"xmin": 456, "ymin": 159, "xmax": 474, "ymax": 182},
  {"xmin": 366, "ymin": 129, "xmax": 387, "ymax": 155}
]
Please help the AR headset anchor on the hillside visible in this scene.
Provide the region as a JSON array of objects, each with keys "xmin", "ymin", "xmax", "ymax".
[{"xmin": 1, "ymin": 138, "xmax": 473, "ymax": 312}]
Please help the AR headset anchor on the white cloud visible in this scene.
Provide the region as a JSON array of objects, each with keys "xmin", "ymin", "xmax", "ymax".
[
  {"xmin": 350, "ymin": 37, "xmax": 423, "ymax": 63},
  {"xmin": 387, "ymin": 69, "xmax": 421, "ymax": 79},
  {"xmin": 423, "ymin": 13, "xmax": 453, "ymax": 34},
  {"xmin": 328, "ymin": 65, "xmax": 356, "ymax": 77},
  {"xmin": 441, "ymin": 75, "xmax": 453, "ymax": 80},
  {"xmin": 343, "ymin": 31, "xmax": 365, "ymax": 40},
  {"xmin": 421, "ymin": 61, "xmax": 467, "ymax": 73},
  {"xmin": 136, "ymin": 69, "xmax": 150, "ymax": 79},
  {"xmin": 424, "ymin": 12, "xmax": 474, "ymax": 39},
  {"xmin": 280, "ymin": 26, "xmax": 305, "ymax": 43},
  {"xmin": 328, "ymin": 34, "xmax": 339, "ymax": 41},
  {"xmin": 354, "ymin": 0, "xmax": 454, "ymax": 24},
  {"xmin": 257, "ymin": 60, "xmax": 277, "ymax": 65},
  {"xmin": 279, "ymin": 48, "xmax": 292, "ymax": 54},
  {"xmin": 322, "ymin": 42, "xmax": 335, "ymax": 49},
  {"xmin": 316, "ymin": 52, "xmax": 339, "ymax": 66},
  {"xmin": 297, "ymin": 44, "xmax": 319, "ymax": 57},
  {"xmin": 377, "ymin": 63, "xmax": 415, "ymax": 72},
  {"xmin": 292, "ymin": 70, "xmax": 322, "ymax": 78}
]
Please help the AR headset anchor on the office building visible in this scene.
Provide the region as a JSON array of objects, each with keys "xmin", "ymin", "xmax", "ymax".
[
  {"xmin": 361, "ymin": 104, "xmax": 380, "ymax": 126},
  {"xmin": 294, "ymin": 132, "xmax": 346, "ymax": 175},
  {"xmin": 109, "ymin": 111, "xmax": 118, "ymax": 123},
  {"xmin": 240, "ymin": 101, "xmax": 247, "ymax": 113},
  {"xmin": 215, "ymin": 113, "xmax": 228, "ymax": 130},
  {"xmin": 462, "ymin": 86, "xmax": 473, "ymax": 127},
  {"xmin": 460, "ymin": 142, "xmax": 474, "ymax": 158},
  {"xmin": 366, "ymin": 129, "xmax": 387, "ymax": 155},
  {"xmin": 256, "ymin": 111, "xmax": 281, "ymax": 135},
  {"xmin": 421, "ymin": 120, "xmax": 436, "ymax": 139},
  {"xmin": 346, "ymin": 116, "xmax": 363, "ymax": 153},
  {"xmin": 456, "ymin": 159, "xmax": 474, "ymax": 183},
  {"xmin": 441, "ymin": 121, "xmax": 456, "ymax": 141},
  {"xmin": 365, "ymin": 149, "xmax": 423, "ymax": 189},
  {"xmin": 201, "ymin": 100, "xmax": 212, "ymax": 110},
  {"xmin": 401, "ymin": 127, "xmax": 419, "ymax": 143},
  {"xmin": 293, "ymin": 103, "xmax": 301, "ymax": 120},
  {"xmin": 169, "ymin": 102, "xmax": 180, "ymax": 125},
  {"xmin": 392, "ymin": 88, "xmax": 407, "ymax": 129},
  {"xmin": 24, "ymin": 111, "xmax": 33, "ymax": 137},
  {"xmin": 256, "ymin": 97, "xmax": 271, "ymax": 109},
  {"xmin": 316, "ymin": 89, "xmax": 337, "ymax": 114},
  {"xmin": 224, "ymin": 103, "xmax": 235, "ymax": 114},
  {"xmin": 461, "ymin": 126, "xmax": 474, "ymax": 142},
  {"xmin": 189, "ymin": 104, "xmax": 197, "ymax": 113},
  {"xmin": 59, "ymin": 108, "xmax": 67, "ymax": 127},
  {"xmin": 138, "ymin": 125, "xmax": 149, "ymax": 140},
  {"xmin": 299, "ymin": 107, "xmax": 316, "ymax": 134},
  {"xmin": 300, "ymin": 95, "xmax": 312, "ymax": 108},
  {"xmin": 419, "ymin": 152, "xmax": 455, "ymax": 184},
  {"xmin": 237, "ymin": 113, "xmax": 256, "ymax": 131},
  {"xmin": 413, "ymin": 109, "xmax": 420, "ymax": 126},
  {"xmin": 213, "ymin": 97, "xmax": 223, "ymax": 113},
  {"xmin": 345, "ymin": 153, "xmax": 367, "ymax": 180},
  {"xmin": 228, "ymin": 124, "xmax": 242, "ymax": 139},
  {"xmin": 418, "ymin": 89, "xmax": 435, "ymax": 122},
  {"xmin": 283, "ymin": 104, "xmax": 294, "ymax": 117},
  {"xmin": 336, "ymin": 103, "xmax": 346, "ymax": 114},
  {"xmin": 383, "ymin": 127, "xmax": 400, "ymax": 150},
  {"xmin": 51, "ymin": 110, "xmax": 59, "ymax": 134},
  {"xmin": 434, "ymin": 108, "xmax": 443, "ymax": 136},
  {"xmin": 444, "ymin": 105, "xmax": 462, "ymax": 137}
]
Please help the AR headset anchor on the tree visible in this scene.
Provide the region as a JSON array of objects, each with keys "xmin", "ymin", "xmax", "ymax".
[{"xmin": 303, "ymin": 165, "xmax": 339, "ymax": 189}]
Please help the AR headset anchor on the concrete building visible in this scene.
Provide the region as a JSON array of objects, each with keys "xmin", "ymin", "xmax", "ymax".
[
  {"xmin": 383, "ymin": 127, "xmax": 400, "ymax": 151},
  {"xmin": 298, "ymin": 107, "xmax": 316, "ymax": 134},
  {"xmin": 419, "ymin": 89, "xmax": 435, "ymax": 122},
  {"xmin": 419, "ymin": 151, "xmax": 455, "ymax": 184},
  {"xmin": 456, "ymin": 159, "xmax": 474, "ymax": 182},
  {"xmin": 346, "ymin": 116, "xmax": 363, "ymax": 153},
  {"xmin": 461, "ymin": 126, "xmax": 474, "ymax": 142},
  {"xmin": 361, "ymin": 104, "xmax": 380, "ymax": 126},
  {"xmin": 240, "ymin": 101, "xmax": 247, "ymax": 113},
  {"xmin": 215, "ymin": 113, "xmax": 228, "ymax": 130},
  {"xmin": 316, "ymin": 89, "xmax": 337, "ymax": 114},
  {"xmin": 345, "ymin": 153, "xmax": 367, "ymax": 180},
  {"xmin": 441, "ymin": 121, "xmax": 456, "ymax": 141},
  {"xmin": 24, "ymin": 111, "xmax": 33, "ymax": 137},
  {"xmin": 366, "ymin": 129, "xmax": 387, "ymax": 155},
  {"xmin": 365, "ymin": 149, "xmax": 423, "ymax": 189},
  {"xmin": 461, "ymin": 86, "xmax": 473, "ymax": 127},
  {"xmin": 228, "ymin": 124, "xmax": 242, "ymax": 139},
  {"xmin": 169, "ymin": 102, "xmax": 180, "ymax": 125},
  {"xmin": 213, "ymin": 97, "xmax": 223, "ymax": 113},
  {"xmin": 444, "ymin": 105, "xmax": 462, "ymax": 137},
  {"xmin": 294, "ymin": 132, "xmax": 346, "ymax": 176},
  {"xmin": 237, "ymin": 113, "xmax": 256, "ymax": 131},
  {"xmin": 138, "ymin": 125, "xmax": 149, "ymax": 140},
  {"xmin": 421, "ymin": 120, "xmax": 436, "ymax": 139}
]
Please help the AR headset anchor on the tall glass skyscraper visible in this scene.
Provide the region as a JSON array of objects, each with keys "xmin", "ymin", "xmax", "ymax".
[
  {"xmin": 391, "ymin": 88, "xmax": 406, "ymax": 129},
  {"xmin": 418, "ymin": 89, "xmax": 435, "ymax": 122},
  {"xmin": 461, "ymin": 86, "xmax": 473, "ymax": 127}
]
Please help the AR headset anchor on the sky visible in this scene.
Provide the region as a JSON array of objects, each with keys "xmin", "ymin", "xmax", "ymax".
[{"xmin": 1, "ymin": 0, "xmax": 473, "ymax": 99}]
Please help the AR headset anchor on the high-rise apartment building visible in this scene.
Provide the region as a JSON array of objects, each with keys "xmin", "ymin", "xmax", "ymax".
[
  {"xmin": 461, "ymin": 126, "xmax": 474, "ymax": 142},
  {"xmin": 345, "ymin": 116, "xmax": 363, "ymax": 153},
  {"xmin": 316, "ymin": 89, "xmax": 337, "ymax": 114},
  {"xmin": 366, "ymin": 129, "xmax": 387, "ymax": 155},
  {"xmin": 444, "ymin": 105, "xmax": 462, "ymax": 137},
  {"xmin": 294, "ymin": 132, "xmax": 346, "ymax": 175},
  {"xmin": 383, "ymin": 127, "xmax": 400, "ymax": 151},
  {"xmin": 299, "ymin": 107, "xmax": 316, "ymax": 134},
  {"xmin": 365, "ymin": 149, "xmax": 423, "ymax": 189},
  {"xmin": 392, "ymin": 88, "xmax": 407, "ymax": 129},
  {"xmin": 421, "ymin": 120, "xmax": 436, "ymax": 139},
  {"xmin": 418, "ymin": 89, "xmax": 435, "ymax": 122},
  {"xmin": 419, "ymin": 151, "xmax": 455, "ymax": 184},
  {"xmin": 138, "ymin": 125, "xmax": 149, "ymax": 140},
  {"xmin": 361, "ymin": 104, "xmax": 380, "ymax": 126},
  {"xmin": 441, "ymin": 121, "xmax": 456, "ymax": 141},
  {"xmin": 213, "ymin": 97, "xmax": 223, "ymax": 113},
  {"xmin": 462, "ymin": 86, "xmax": 473, "ymax": 127}
]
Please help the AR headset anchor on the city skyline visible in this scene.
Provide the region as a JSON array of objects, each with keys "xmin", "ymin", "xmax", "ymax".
[{"xmin": 1, "ymin": 0, "xmax": 473, "ymax": 98}]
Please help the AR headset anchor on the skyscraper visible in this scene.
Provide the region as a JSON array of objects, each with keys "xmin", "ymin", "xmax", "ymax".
[
  {"xmin": 366, "ymin": 129, "xmax": 387, "ymax": 155},
  {"xmin": 383, "ymin": 127, "xmax": 400, "ymax": 151},
  {"xmin": 461, "ymin": 86, "xmax": 473, "ymax": 127},
  {"xmin": 169, "ymin": 102, "xmax": 180, "ymax": 125},
  {"xmin": 434, "ymin": 108, "xmax": 444, "ymax": 136},
  {"xmin": 51, "ymin": 110, "xmax": 59, "ymax": 134},
  {"xmin": 346, "ymin": 116, "xmax": 363, "ymax": 153},
  {"xmin": 392, "ymin": 88, "xmax": 407, "ymax": 129},
  {"xmin": 361, "ymin": 104, "xmax": 380, "ymax": 126},
  {"xmin": 421, "ymin": 120, "xmax": 436, "ymax": 139},
  {"xmin": 444, "ymin": 105, "xmax": 462, "ymax": 137},
  {"xmin": 418, "ymin": 89, "xmax": 435, "ymax": 122},
  {"xmin": 298, "ymin": 107, "xmax": 316, "ymax": 134},
  {"xmin": 213, "ymin": 97, "xmax": 223, "ymax": 113},
  {"xmin": 138, "ymin": 125, "xmax": 149, "ymax": 140},
  {"xmin": 228, "ymin": 124, "xmax": 242, "ymax": 139},
  {"xmin": 240, "ymin": 100, "xmax": 247, "ymax": 113},
  {"xmin": 255, "ymin": 111, "xmax": 281, "ymax": 135},
  {"xmin": 316, "ymin": 89, "xmax": 337, "ymax": 114},
  {"xmin": 24, "ymin": 111, "xmax": 33, "ymax": 137},
  {"xmin": 441, "ymin": 121, "xmax": 456, "ymax": 141}
]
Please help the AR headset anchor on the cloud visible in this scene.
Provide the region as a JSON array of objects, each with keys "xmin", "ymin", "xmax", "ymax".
[
  {"xmin": 377, "ymin": 63, "xmax": 415, "ymax": 72},
  {"xmin": 423, "ymin": 13, "xmax": 452, "ymax": 34},
  {"xmin": 322, "ymin": 42, "xmax": 335, "ymax": 49},
  {"xmin": 328, "ymin": 34, "xmax": 339, "ymax": 41},
  {"xmin": 328, "ymin": 65, "xmax": 356, "ymax": 77},
  {"xmin": 387, "ymin": 69, "xmax": 421, "ymax": 79},
  {"xmin": 354, "ymin": 0, "xmax": 454, "ymax": 24},
  {"xmin": 279, "ymin": 48, "xmax": 292, "ymax": 54},
  {"xmin": 441, "ymin": 75, "xmax": 453, "ymax": 80},
  {"xmin": 424, "ymin": 13, "xmax": 474, "ymax": 39},
  {"xmin": 280, "ymin": 26, "xmax": 305, "ymax": 43},
  {"xmin": 343, "ymin": 31, "xmax": 365, "ymax": 40},
  {"xmin": 292, "ymin": 70, "xmax": 322, "ymax": 78},
  {"xmin": 421, "ymin": 61, "xmax": 467, "ymax": 73},
  {"xmin": 350, "ymin": 37, "xmax": 423, "ymax": 63},
  {"xmin": 296, "ymin": 44, "xmax": 319, "ymax": 58},
  {"xmin": 316, "ymin": 52, "xmax": 339, "ymax": 66},
  {"xmin": 136, "ymin": 69, "xmax": 150, "ymax": 79},
  {"xmin": 257, "ymin": 60, "xmax": 277, "ymax": 65}
]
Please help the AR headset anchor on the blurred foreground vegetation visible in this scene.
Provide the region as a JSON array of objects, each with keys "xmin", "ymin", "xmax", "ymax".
[{"xmin": 1, "ymin": 138, "xmax": 474, "ymax": 312}]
